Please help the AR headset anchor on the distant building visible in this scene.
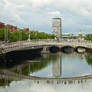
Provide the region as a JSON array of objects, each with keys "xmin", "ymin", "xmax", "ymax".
[
  {"xmin": 78, "ymin": 32, "xmax": 84, "ymax": 40},
  {"xmin": 0, "ymin": 22, "xmax": 5, "ymax": 29},
  {"xmin": 52, "ymin": 18, "xmax": 62, "ymax": 39},
  {"xmin": 62, "ymin": 33, "xmax": 77, "ymax": 39},
  {"xmin": 7, "ymin": 24, "xmax": 17, "ymax": 32},
  {"xmin": 0, "ymin": 22, "xmax": 18, "ymax": 32}
]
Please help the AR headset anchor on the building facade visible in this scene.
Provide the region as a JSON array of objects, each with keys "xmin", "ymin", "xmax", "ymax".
[
  {"xmin": 7, "ymin": 24, "xmax": 17, "ymax": 32},
  {"xmin": 52, "ymin": 18, "xmax": 62, "ymax": 39},
  {"xmin": 78, "ymin": 33, "xmax": 84, "ymax": 40},
  {"xmin": 0, "ymin": 22, "xmax": 5, "ymax": 29},
  {"xmin": 0, "ymin": 22, "xmax": 17, "ymax": 32}
]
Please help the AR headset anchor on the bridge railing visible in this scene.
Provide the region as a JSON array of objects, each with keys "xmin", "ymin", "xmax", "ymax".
[{"xmin": 0, "ymin": 39, "xmax": 92, "ymax": 53}]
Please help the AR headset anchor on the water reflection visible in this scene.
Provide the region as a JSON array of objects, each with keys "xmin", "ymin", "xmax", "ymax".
[
  {"xmin": 52, "ymin": 55, "xmax": 62, "ymax": 77},
  {"xmin": 9, "ymin": 54, "xmax": 59, "ymax": 76},
  {"xmin": 85, "ymin": 53, "xmax": 92, "ymax": 66},
  {"xmin": 0, "ymin": 53, "xmax": 91, "ymax": 87},
  {"xmin": 29, "ymin": 53, "xmax": 92, "ymax": 78}
]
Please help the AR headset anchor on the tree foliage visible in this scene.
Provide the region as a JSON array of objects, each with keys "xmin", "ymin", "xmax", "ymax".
[
  {"xmin": 0, "ymin": 28, "xmax": 4, "ymax": 41},
  {"xmin": 85, "ymin": 34, "xmax": 92, "ymax": 41},
  {"xmin": 85, "ymin": 53, "xmax": 92, "ymax": 66},
  {"xmin": 0, "ymin": 28, "xmax": 56, "ymax": 42}
]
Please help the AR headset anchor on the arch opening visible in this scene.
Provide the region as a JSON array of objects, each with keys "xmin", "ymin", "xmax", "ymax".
[
  {"xmin": 61, "ymin": 46, "xmax": 74, "ymax": 53},
  {"xmin": 75, "ymin": 46, "xmax": 87, "ymax": 53},
  {"xmin": 49, "ymin": 46, "xmax": 60, "ymax": 53}
]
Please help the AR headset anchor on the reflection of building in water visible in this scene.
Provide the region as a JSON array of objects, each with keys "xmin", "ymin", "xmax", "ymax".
[{"xmin": 52, "ymin": 55, "xmax": 61, "ymax": 77}]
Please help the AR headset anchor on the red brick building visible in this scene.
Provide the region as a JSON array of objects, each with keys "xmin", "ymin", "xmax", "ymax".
[
  {"xmin": 0, "ymin": 22, "xmax": 18, "ymax": 32},
  {"xmin": 7, "ymin": 24, "xmax": 17, "ymax": 32},
  {"xmin": 0, "ymin": 22, "xmax": 5, "ymax": 28}
]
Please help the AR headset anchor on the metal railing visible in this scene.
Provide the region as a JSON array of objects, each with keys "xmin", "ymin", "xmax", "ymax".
[{"xmin": 0, "ymin": 39, "xmax": 92, "ymax": 54}]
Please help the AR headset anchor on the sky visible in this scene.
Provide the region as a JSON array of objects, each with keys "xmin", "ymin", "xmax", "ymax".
[{"xmin": 0, "ymin": 0, "xmax": 92, "ymax": 34}]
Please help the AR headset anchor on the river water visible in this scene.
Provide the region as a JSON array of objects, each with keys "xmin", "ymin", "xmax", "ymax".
[{"xmin": 0, "ymin": 52, "xmax": 92, "ymax": 92}]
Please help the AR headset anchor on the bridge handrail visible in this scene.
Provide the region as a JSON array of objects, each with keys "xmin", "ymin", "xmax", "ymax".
[{"xmin": 0, "ymin": 39, "xmax": 92, "ymax": 53}]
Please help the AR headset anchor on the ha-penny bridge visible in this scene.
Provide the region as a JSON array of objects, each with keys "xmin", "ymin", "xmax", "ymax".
[{"xmin": 0, "ymin": 40, "xmax": 92, "ymax": 54}]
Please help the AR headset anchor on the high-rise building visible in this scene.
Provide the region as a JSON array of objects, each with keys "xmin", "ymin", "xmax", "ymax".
[{"xmin": 52, "ymin": 18, "xmax": 62, "ymax": 39}]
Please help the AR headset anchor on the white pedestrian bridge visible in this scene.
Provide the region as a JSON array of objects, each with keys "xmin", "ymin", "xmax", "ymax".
[{"xmin": 0, "ymin": 40, "xmax": 92, "ymax": 54}]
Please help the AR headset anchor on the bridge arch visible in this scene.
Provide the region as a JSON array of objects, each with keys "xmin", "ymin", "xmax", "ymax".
[
  {"xmin": 49, "ymin": 46, "xmax": 60, "ymax": 53},
  {"xmin": 61, "ymin": 46, "xmax": 74, "ymax": 53},
  {"xmin": 75, "ymin": 46, "xmax": 87, "ymax": 53}
]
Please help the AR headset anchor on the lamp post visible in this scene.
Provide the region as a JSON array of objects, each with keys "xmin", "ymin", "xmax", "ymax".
[
  {"xmin": 18, "ymin": 24, "xmax": 22, "ymax": 41},
  {"xmin": 28, "ymin": 30, "xmax": 30, "ymax": 41},
  {"xmin": 19, "ymin": 30, "xmax": 22, "ymax": 41},
  {"xmin": 28, "ymin": 25, "xmax": 31, "ymax": 41},
  {"xmin": 4, "ymin": 24, "xmax": 8, "ymax": 42}
]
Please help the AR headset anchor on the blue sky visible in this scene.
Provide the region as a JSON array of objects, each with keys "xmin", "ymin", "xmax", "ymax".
[{"xmin": 0, "ymin": 0, "xmax": 92, "ymax": 34}]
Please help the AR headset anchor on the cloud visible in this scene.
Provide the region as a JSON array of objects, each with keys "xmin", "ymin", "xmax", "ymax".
[
  {"xmin": 0, "ymin": 0, "xmax": 92, "ymax": 33},
  {"xmin": 52, "ymin": 0, "xmax": 92, "ymax": 17},
  {"xmin": 48, "ymin": 11, "xmax": 61, "ymax": 16},
  {"xmin": 4, "ymin": 0, "xmax": 24, "ymax": 23},
  {"xmin": 29, "ymin": 0, "xmax": 55, "ymax": 8}
]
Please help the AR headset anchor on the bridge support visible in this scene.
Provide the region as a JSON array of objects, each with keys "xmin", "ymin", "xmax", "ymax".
[{"xmin": 41, "ymin": 46, "xmax": 50, "ymax": 54}]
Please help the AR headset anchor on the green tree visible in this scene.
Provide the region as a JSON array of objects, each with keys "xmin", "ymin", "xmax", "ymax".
[
  {"xmin": 0, "ymin": 28, "xmax": 56, "ymax": 42},
  {"xmin": 85, "ymin": 53, "xmax": 92, "ymax": 66},
  {"xmin": 85, "ymin": 34, "xmax": 92, "ymax": 41},
  {"xmin": 9, "ymin": 31, "xmax": 19, "ymax": 42},
  {"xmin": 0, "ymin": 28, "xmax": 4, "ymax": 41},
  {"xmin": 22, "ymin": 30, "xmax": 29, "ymax": 40}
]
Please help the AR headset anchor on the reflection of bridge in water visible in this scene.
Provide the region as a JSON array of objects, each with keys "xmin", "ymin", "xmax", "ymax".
[
  {"xmin": 0, "ymin": 70, "xmax": 31, "ymax": 81},
  {"xmin": 0, "ymin": 53, "xmax": 91, "ymax": 86},
  {"xmin": 0, "ymin": 61, "xmax": 92, "ymax": 86},
  {"xmin": 0, "ymin": 69, "xmax": 92, "ymax": 85}
]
